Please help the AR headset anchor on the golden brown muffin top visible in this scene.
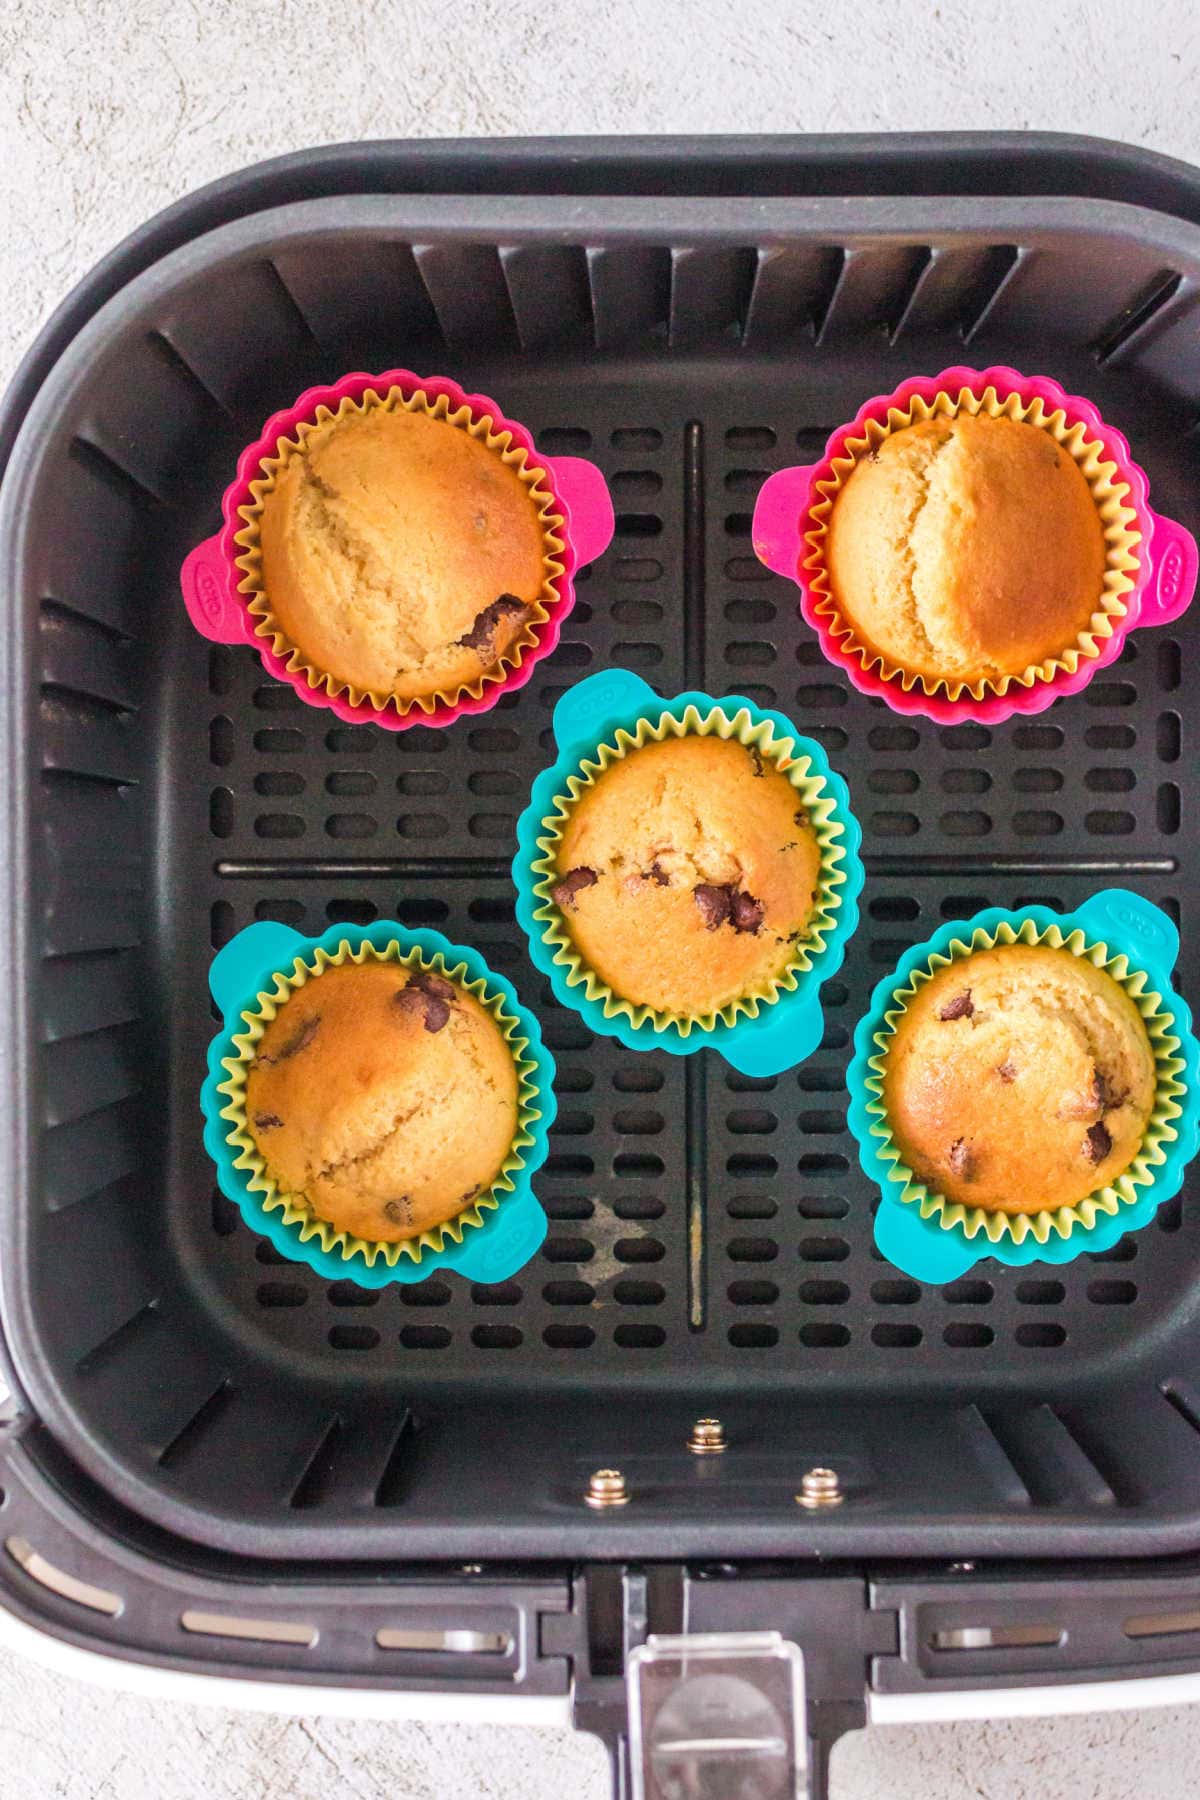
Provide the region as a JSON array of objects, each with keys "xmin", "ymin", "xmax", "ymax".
[
  {"xmin": 825, "ymin": 413, "xmax": 1107, "ymax": 685},
  {"xmin": 257, "ymin": 405, "xmax": 550, "ymax": 704},
  {"xmin": 882, "ymin": 943, "xmax": 1156, "ymax": 1214},
  {"xmin": 245, "ymin": 960, "xmax": 519, "ymax": 1242},
  {"xmin": 551, "ymin": 734, "xmax": 822, "ymax": 1018}
]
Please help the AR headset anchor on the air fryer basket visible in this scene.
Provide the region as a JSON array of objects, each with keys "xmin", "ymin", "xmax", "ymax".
[{"xmin": 5, "ymin": 141, "xmax": 1200, "ymax": 1781}]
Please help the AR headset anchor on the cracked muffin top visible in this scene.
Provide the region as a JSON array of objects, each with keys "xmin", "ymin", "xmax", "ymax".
[
  {"xmin": 244, "ymin": 960, "xmax": 519, "ymax": 1243},
  {"xmin": 825, "ymin": 412, "xmax": 1107, "ymax": 685},
  {"xmin": 257, "ymin": 404, "xmax": 550, "ymax": 703},
  {"xmin": 882, "ymin": 943, "xmax": 1156, "ymax": 1214},
  {"xmin": 550, "ymin": 734, "xmax": 822, "ymax": 1018}
]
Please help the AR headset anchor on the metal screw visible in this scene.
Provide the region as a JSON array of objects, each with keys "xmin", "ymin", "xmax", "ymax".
[
  {"xmin": 796, "ymin": 1466, "xmax": 843, "ymax": 1509},
  {"xmin": 585, "ymin": 1468, "xmax": 630, "ymax": 1509},
  {"xmin": 688, "ymin": 1417, "xmax": 727, "ymax": 1456}
]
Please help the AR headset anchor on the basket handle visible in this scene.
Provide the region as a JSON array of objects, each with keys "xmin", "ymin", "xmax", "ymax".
[
  {"xmin": 1140, "ymin": 510, "xmax": 1199, "ymax": 628},
  {"xmin": 751, "ymin": 465, "xmax": 816, "ymax": 581},
  {"xmin": 181, "ymin": 535, "xmax": 254, "ymax": 645},
  {"xmin": 542, "ymin": 454, "xmax": 616, "ymax": 569}
]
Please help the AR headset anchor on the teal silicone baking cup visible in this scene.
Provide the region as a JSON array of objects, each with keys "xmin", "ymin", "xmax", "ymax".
[
  {"xmin": 512, "ymin": 667, "xmax": 865, "ymax": 1077},
  {"xmin": 847, "ymin": 889, "xmax": 1200, "ymax": 1284},
  {"xmin": 201, "ymin": 919, "xmax": 556, "ymax": 1287}
]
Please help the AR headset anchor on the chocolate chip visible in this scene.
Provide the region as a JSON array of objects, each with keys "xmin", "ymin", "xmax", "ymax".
[
  {"xmin": 408, "ymin": 970, "xmax": 456, "ymax": 1003},
  {"xmin": 258, "ymin": 1014, "xmax": 321, "ymax": 1065},
  {"xmin": 694, "ymin": 883, "xmax": 763, "ymax": 934},
  {"xmin": 793, "ymin": 809, "xmax": 809, "ymax": 828},
  {"xmin": 1093, "ymin": 1068, "xmax": 1129, "ymax": 1112},
  {"xmin": 748, "ymin": 744, "xmax": 766, "ymax": 778},
  {"xmin": 730, "ymin": 890, "xmax": 764, "ymax": 934},
  {"xmin": 645, "ymin": 860, "xmax": 670, "ymax": 886},
  {"xmin": 1084, "ymin": 1121, "xmax": 1113, "ymax": 1165},
  {"xmin": 424, "ymin": 996, "xmax": 451, "ymax": 1032},
  {"xmin": 780, "ymin": 839, "xmax": 799, "ymax": 852},
  {"xmin": 461, "ymin": 1184, "xmax": 481, "ymax": 1203},
  {"xmin": 253, "ymin": 1112, "xmax": 283, "ymax": 1130},
  {"xmin": 947, "ymin": 1138, "xmax": 974, "ymax": 1181},
  {"xmin": 938, "ymin": 990, "xmax": 974, "ymax": 1022},
  {"xmin": 456, "ymin": 593, "xmax": 528, "ymax": 655},
  {"xmin": 996, "ymin": 1060, "xmax": 1017, "ymax": 1084},
  {"xmin": 552, "ymin": 866, "xmax": 598, "ymax": 911},
  {"xmin": 394, "ymin": 983, "xmax": 452, "ymax": 1033},
  {"xmin": 383, "ymin": 1197, "xmax": 412, "ymax": 1225},
  {"xmin": 693, "ymin": 884, "xmax": 733, "ymax": 930}
]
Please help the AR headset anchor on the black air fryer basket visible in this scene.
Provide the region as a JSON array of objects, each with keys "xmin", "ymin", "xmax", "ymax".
[{"xmin": 4, "ymin": 134, "xmax": 1200, "ymax": 1796}]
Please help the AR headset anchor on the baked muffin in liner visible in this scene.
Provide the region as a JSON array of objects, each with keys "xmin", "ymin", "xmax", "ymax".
[
  {"xmin": 201, "ymin": 920, "xmax": 555, "ymax": 1287},
  {"xmin": 846, "ymin": 890, "xmax": 1199, "ymax": 1283},
  {"xmin": 752, "ymin": 366, "xmax": 1197, "ymax": 725},
  {"xmin": 513, "ymin": 668, "xmax": 864, "ymax": 1078},
  {"xmin": 179, "ymin": 368, "xmax": 615, "ymax": 730}
]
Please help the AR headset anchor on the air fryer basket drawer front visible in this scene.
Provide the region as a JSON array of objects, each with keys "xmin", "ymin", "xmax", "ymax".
[{"xmin": 3, "ymin": 184, "xmax": 1200, "ymax": 1562}]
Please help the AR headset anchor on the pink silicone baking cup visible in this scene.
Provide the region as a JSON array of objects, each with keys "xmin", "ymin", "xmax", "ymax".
[
  {"xmin": 751, "ymin": 365, "xmax": 1199, "ymax": 725},
  {"xmin": 179, "ymin": 369, "xmax": 615, "ymax": 731}
]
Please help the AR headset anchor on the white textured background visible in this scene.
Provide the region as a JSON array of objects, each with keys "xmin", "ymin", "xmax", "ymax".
[{"xmin": 3, "ymin": 0, "xmax": 1200, "ymax": 1793}]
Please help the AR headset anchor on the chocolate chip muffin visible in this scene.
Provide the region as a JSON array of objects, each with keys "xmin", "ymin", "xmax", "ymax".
[
  {"xmin": 550, "ymin": 734, "xmax": 823, "ymax": 1018},
  {"xmin": 245, "ymin": 959, "xmax": 519, "ymax": 1242},
  {"xmin": 826, "ymin": 412, "xmax": 1108, "ymax": 686},
  {"xmin": 882, "ymin": 943, "xmax": 1156, "ymax": 1213},
  {"xmin": 257, "ymin": 402, "xmax": 552, "ymax": 704}
]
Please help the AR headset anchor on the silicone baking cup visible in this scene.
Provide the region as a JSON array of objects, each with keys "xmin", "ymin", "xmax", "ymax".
[
  {"xmin": 752, "ymin": 366, "xmax": 1199, "ymax": 724},
  {"xmin": 201, "ymin": 920, "xmax": 556, "ymax": 1287},
  {"xmin": 179, "ymin": 369, "xmax": 615, "ymax": 730},
  {"xmin": 513, "ymin": 668, "xmax": 864, "ymax": 1077},
  {"xmin": 847, "ymin": 889, "xmax": 1200, "ymax": 1284}
]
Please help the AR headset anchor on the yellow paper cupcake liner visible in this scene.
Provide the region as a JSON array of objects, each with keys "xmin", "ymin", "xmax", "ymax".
[
  {"xmin": 804, "ymin": 384, "xmax": 1141, "ymax": 702},
  {"xmin": 215, "ymin": 939, "xmax": 541, "ymax": 1267},
  {"xmin": 863, "ymin": 918, "xmax": 1186, "ymax": 1246},
  {"xmin": 530, "ymin": 704, "xmax": 852, "ymax": 1037},
  {"xmin": 233, "ymin": 385, "xmax": 566, "ymax": 717}
]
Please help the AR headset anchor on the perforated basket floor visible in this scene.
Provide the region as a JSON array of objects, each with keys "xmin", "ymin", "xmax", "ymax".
[
  {"xmin": 193, "ymin": 366, "xmax": 1197, "ymax": 1385},
  {"xmin": 6, "ymin": 183, "xmax": 1200, "ymax": 1559}
]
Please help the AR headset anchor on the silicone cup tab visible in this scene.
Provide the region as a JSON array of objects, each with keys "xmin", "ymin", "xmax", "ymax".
[
  {"xmin": 551, "ymin": 667, "xmax": 658, "ymax": 755},
  {"xmin": 1075, "ymin": 887, "xmax": 1180, "ymax": 967},
  {"xmin": 514, "ymin": 668, "xmax": 865, "ymax": 1076},
  {"xmin": 177, "ymin": 369, "xmax": 615, "ymax": 731},
  {"xmin": 751, "ymin": 466, "xmax": 815, "ymax": 581},
  {"xmin": 543, "ymin": 454, "xmax": 616, "ymax": 569},
  {"xmin": 873, "ymin": 1198, "xmax": 980, "ymax": 1286},
  {"xmin": 722, "ymin": 995, "xmax": 825, "ymax": 1080},
  {"xmin": 180, "ymin": 536, "xmax": 254, "ymax": 646},
  {"xmin": 208, "ymin": 919, "xmax": 307, "ymax": 1017},
  {"xmin": 201, "ymin": 921, "xmax": 555, "ymax": 1287},
  {"xmin": 1142, "ymin": 510, "xmax": 1200, "ymax": 627},
  {"xmin": 847, "ymin": 890, "xmax": 1200, "ymax": 1283}
]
